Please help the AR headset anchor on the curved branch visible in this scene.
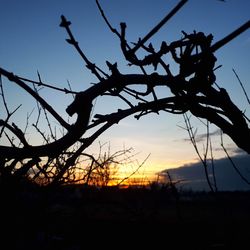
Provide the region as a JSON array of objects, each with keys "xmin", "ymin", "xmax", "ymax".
[
  {"xmin": 189, "ymin": 101, "xmax": 250, "ymax": 154},
  {"xmin": 0, "ymin": 100, "xmax": 92, "ymax": 160},
  {"xmin": 0, "ymin": 120, "xmax": 29, "ymax": 147}
]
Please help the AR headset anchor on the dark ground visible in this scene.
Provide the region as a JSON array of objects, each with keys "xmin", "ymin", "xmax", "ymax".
[{"xmin": 1, "ymin": 184, "xmax": 250, "ymax": 249}]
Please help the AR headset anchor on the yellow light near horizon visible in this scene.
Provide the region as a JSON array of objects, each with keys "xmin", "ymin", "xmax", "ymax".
[
  {"xmin": 64, "ymin": 156, "xmax": 198, "ymax": 188},
  {"xmin": 110, "ymin": 159, "xmax": 192, "ymax": 187}
]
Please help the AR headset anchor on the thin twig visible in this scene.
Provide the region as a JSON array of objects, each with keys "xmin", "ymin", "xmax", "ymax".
[
  {"xmin": 183, "ymin": 113, "xmax": 215, "ymax": 192},
  {"xmin": 18, "ymin": 75, "xmax": 78, "ymax": 94},
  {"xmin": 117, "ymin": 153, "xmax": 150, "ymax": 186},
  {"xmin": 131, "ymin": 0, "xmax": 188, "ymax": 53},
  {"xmin": 95, "ymin": 0, "xmax": 161, "ymax": 101},
  {"xmin": 60, "ymin": 15, "xmax": 106, "ymax": 81},
  {"xmin": 0, "ymin": 67, "xmax": 70, "ymax": 130},
  {"xmin": 0, "ymin": 74, "xmax": 10, "ymax": 115},
  {"xmin": 220, "ymin": 130, "xmax": 250, "ymax": 185},
  {"xmin": 210, "ymin": 139, "xmax": 218, "ymax": 192},
  {"xmin": 232, "ymin": 68, "xmax": 250, "ymax": 105}
]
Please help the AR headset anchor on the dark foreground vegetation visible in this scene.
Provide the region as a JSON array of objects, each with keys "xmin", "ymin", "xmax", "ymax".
[{"xmin": 1, "ymin": 182, "xmax": 250, "ymax": 249}]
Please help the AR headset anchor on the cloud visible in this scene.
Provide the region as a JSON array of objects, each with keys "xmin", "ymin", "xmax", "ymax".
[
  {"xmin": 180, "ymin": 128, "xmax": 221, "ymax": 143},
  {"xmin": 195, "ymin": 129, "xmax": 221, "ymax": 142},
  {"xmin": 213, "ymin": 144, "xmax": 247, "ymax": 154},
  {"xmin": 162, "ymin": 153, "xmax": 250, "ymax": 192}
]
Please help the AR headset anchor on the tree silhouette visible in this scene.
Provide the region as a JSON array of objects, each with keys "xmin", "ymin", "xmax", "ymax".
[{"xmin": 0, "ymin": 0, "xmax": 249, "ymax": 187}]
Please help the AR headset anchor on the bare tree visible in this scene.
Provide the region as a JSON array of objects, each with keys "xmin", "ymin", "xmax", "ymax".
[{"xmin": 0, "ymin": 0, "xmax": 249, "ymax": 188}]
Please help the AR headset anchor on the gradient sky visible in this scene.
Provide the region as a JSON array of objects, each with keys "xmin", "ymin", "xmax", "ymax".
[{"xmin": 0, "ymin": 0, "xmax": 249, "ymax": 183}]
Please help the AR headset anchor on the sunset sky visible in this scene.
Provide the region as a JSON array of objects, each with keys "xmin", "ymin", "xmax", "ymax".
[{"xmin": 0, "ymin": 0, "xmax": 249, "ymax": 187}]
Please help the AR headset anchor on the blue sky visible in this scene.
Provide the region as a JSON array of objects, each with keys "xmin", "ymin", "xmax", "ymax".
[{"xmin": 0, "ymin": 0, "xmax": 250, "ymax": 185}]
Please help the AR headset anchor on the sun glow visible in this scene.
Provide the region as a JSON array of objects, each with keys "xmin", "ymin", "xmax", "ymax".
[{"xmin": 104, "ymin": 159, "xmax": 194, "ymax": 187}]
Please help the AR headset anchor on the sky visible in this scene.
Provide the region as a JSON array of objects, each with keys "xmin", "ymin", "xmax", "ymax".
[{"xmin": 0, "ymin": 0, "xmax": 250, "ymax": 189}]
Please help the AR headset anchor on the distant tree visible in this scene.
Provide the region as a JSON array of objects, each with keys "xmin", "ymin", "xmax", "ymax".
[{"xmin": 0, "ymin": 0, "xmax": 249, "ymax": 189}]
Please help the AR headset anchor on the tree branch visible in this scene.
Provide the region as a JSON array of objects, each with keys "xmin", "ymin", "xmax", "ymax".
[{"xmin": 0, "ymin": 67, "xmax": 70, "ymax": 130}]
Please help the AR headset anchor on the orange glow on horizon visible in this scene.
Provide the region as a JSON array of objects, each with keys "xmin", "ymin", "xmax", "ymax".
[{"xmin": 107, "ymin": 158, "xmax": 195, "ymax": 187}]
